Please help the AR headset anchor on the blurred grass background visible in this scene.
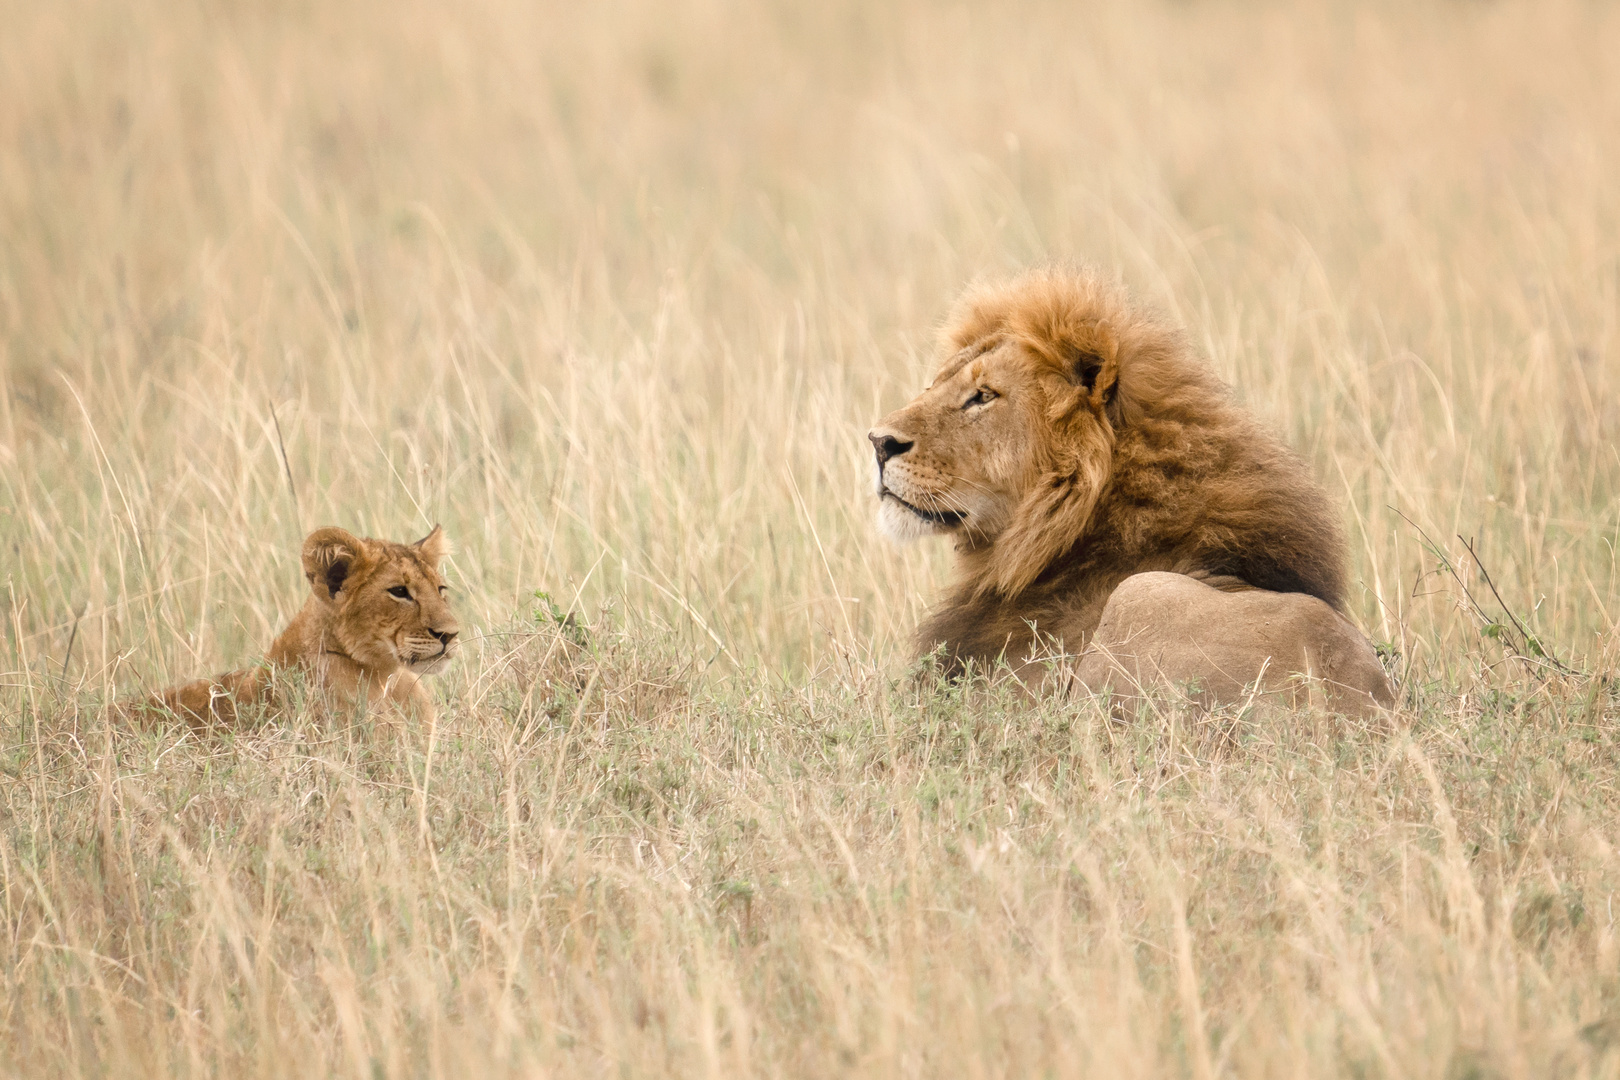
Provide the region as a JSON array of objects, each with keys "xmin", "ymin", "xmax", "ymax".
[{"xmin": 3, "ymin": 1, "xmax": 1620, "ymax": 1076}]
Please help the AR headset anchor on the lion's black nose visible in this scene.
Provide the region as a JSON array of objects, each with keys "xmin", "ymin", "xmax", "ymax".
[
  {"xmin": 868, "ymin": 430, "xmax": 914, "ymax": 465},
  {"xmin": 431, "ymin": 628, "xmax": 458, "ymax": 646}
]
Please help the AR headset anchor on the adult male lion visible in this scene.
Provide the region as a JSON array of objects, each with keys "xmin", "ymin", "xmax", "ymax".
[
  {"xmin": 124, "ymin": 525, "xmax": 460, "ymax": 729},
  {"xmin": 869, "ymin": 267, "xmax": 1393, "ymax": 714}
]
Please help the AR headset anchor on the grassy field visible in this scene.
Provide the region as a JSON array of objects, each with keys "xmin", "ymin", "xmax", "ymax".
[{"xmin": 4, "ymin": 0, "xmax": 1620, "ymax": 1075}]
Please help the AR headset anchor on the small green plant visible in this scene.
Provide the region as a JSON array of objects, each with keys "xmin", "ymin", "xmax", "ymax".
[{"xmin": 533, "ymin": 589, "xmax": 589, "ymax": 647}]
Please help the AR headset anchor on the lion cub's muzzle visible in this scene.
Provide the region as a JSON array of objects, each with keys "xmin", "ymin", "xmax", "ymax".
[{"xmin": 405, "ymin": 625, "xmax": 460, "ymax": 674}]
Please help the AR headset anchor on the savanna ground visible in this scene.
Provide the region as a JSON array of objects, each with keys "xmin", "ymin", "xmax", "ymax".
[{"xmin": 3, "ymin": 0, "xmax": 1620, "ymax": 1075}]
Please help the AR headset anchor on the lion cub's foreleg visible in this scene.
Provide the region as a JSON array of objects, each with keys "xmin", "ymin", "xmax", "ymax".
[
  {"xmin": 310, "ymin": 653, "xmax": 437, "ymax": 725},
  {"xmin": 385, "ymin": 672, "xmax": 437, "ymax": 725}
]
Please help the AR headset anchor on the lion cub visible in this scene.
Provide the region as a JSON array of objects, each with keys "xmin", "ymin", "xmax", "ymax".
[{"xmin": 129, "ymin": 525, "xmax": 460, "ymax": 729}]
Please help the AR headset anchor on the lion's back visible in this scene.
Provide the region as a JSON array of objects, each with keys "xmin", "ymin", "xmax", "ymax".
[{"xmin": 1074, "ymin": 572, "xmax": 1393, "ymax": 716}]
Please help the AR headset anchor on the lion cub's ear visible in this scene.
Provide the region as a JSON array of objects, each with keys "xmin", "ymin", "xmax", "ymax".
[
  {"xmin": 414, "ymin": 524, "xmax": 451, "ymax": 567},
  {"xmin": 302, "ymin": 526, "xmax": 363, "ymax": 601}
]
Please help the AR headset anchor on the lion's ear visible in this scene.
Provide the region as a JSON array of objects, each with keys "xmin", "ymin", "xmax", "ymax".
[
  {"xmin": 302, "ymin": 526, "xmax": 363, "ymax": 601},
  {"xmin": 413, "ymin": 524, "xmax": 451, "ymax": 567},
  {"xmin": 1069, "ymin": 343, "xmax": 1120, "ymax": 408}
]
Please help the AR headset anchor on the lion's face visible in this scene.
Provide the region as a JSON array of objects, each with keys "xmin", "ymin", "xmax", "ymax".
[
  {"xmin": 869, "ymin": 272, "xmax": 1136, "ymax": 598},
  {"xmin": 302, "ymin": 526, "xmax": 461, "ymax": 675},
  {"xmin": 869, "ymin": 339, "xmax": 1089, "ymax": 548}
]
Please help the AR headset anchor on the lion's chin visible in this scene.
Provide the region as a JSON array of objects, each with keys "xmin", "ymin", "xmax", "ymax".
[
  {"xmin": 877, "ymin": 493, "xmax": 963, "ymax": 542},
  {"xmin": 407, "ymin": 652, "xmax": 455, "ymax": 676}
]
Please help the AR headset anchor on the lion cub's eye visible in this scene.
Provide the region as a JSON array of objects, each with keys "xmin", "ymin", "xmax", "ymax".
[
  {"xmin": 388, "ymin": 585, "xmax": 413, "ymax": 601},
  {"xmin": 963, "ymin": 388, "xmax": 998, "ymax": 409}
]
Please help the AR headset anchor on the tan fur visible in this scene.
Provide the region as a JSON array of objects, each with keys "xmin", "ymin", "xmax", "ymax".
[
  {"xmin": 125, "ymin": 526, "xmax": 460, "ymax": 730},
  {"xmin": 869, "ymin": 266, "xmax": 1392, "ymax": 711},
  {"xmin": 1074, "ymin": 573, "xmax": 1395, "ymax": 714}
]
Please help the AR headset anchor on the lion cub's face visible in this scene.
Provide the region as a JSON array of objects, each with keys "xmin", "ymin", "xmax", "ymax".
[
  {"xmin": 868, "ymin": 340, "xmax": 1051, "ymax": 545},
  {"xmin": 302, "ymin": 526, "xmax": 461, "ymax": 675}
]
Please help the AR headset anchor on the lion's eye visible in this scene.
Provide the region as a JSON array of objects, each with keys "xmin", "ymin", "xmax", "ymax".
[
  {"xmin": 963, "ymin": 388, "xmax": 998, "ymax": 409},
  {"xmin": 388, "ymin": 585, "xmax": 413, "ymax": 601}
]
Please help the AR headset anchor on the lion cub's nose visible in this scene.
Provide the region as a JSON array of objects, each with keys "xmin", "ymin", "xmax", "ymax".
[
  {"xmin": 431, "ymin": 628, "xmax": 458, "ymax": 646},
  {"xmin": 868, "ymin": 429, "xmax": 914, "ymax": 465}
]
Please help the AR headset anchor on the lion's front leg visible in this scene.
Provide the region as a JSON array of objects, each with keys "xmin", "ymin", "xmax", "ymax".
[{"xmin": 381, "ymin": 671, "xmax": 437, "ymax": 726}]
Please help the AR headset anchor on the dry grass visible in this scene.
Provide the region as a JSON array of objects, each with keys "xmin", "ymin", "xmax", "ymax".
[{"xmin": 3, "ymin": 0, "xmax": 1620, "ymax": 1075}]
